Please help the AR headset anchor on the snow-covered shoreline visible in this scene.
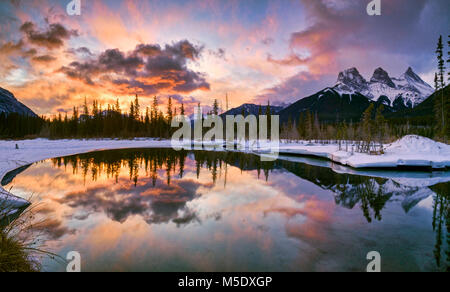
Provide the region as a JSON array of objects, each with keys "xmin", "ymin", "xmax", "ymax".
[
  {"xmin": 277, "ymin": 135, "xmax": 450, "ymax": 169},
  {"xmin": 0, "ymin": 138, "xmax": 174, "ymax": 213},
  {"xmin": 0, "ymin": 135, "xmax": 449, "ymax": 212}
]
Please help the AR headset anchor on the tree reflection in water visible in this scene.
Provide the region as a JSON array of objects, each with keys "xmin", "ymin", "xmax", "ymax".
[
  {"xmin": 50, "ymin": 149, "xmax": 276, "ymax": 189},
  {"xmin": 47, "ymin": 148, "xmax": 449, "ymax": 270},
  {"xmin": 430, "ymin": 183, "xmax": 449, "ymax": 271}
]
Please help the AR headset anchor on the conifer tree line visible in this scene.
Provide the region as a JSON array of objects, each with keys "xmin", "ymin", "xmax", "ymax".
[
  {"xmin": 0, "ymin": 89, "xmax": 446, "ymax": 143},
  {"xmin": 280, "ymin": 104, "xmax": 390, "ymax": 145},
  {"xmin": 0, "ymin": 112, "xmax": 44, "ymax": 138},
  {"xmin": 43, "ymin": 95, "xmax": 180, "ymax": 139}
]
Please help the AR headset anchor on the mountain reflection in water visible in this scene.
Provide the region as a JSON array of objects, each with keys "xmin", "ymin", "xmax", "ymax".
[{"xmin": 4, "ymin": 148, "xmax": 449, "ymax": 272}]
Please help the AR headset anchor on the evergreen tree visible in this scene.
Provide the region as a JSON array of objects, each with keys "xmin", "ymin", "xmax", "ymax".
[
  {"xmin": 375, "ymin": 105, "xmax": 386, "ymax": 143},
  {"xmin": 213, "ymin": 99, "xmax": 219, "ymax": 115},
  {"xmin": 257, "ymin": 104, "xmax": 262, "ymax": 137},
  {"xmin": 151, "ymin": 96, "xmax": 158, "ymax": 123},
  {"xmin": 81, "ymin": 97, "xmax": 89, "ymax": 136},
  {"xmin": 167, "ymin": 97, "xmax": 173, "ymax": 136},
  {"xmin": 180, "ymin": 103, "xmax": 185, "ymax": 116},
  {"xmin": 265, "ymin": 101, "xmax": 271, "ymax": 139},
  {"xmin": 305, "ymin": 111, "xmax": 313, "ymax": 141},
  {"xmin": 71, "ymin": 106, "xmax": 79, "ymax": 136},
  {"xmin": 297, "ymin": 112, "xmax": 304, "ymax": 139},
  {"xmin": 115, "ymin": 99, "xmax": 121, "ymax": 113},
  {"xmin": 436, "ymin": 35, "xmax": 446, "ymax": 88},
  {"xmin": 361, "ymin": 103, "xmax": 375, "ymax": 152},
  {"xmin": 129, "ymin": 101, "xmax": 135, "ymax": 134},
  {"xmin": 448, "ymin": 35, "xmax": 450, "ymax": 81},
  {"xmin": 313, "ymin": 112, "xmax": 320, "ymax": 141},
  {"xmin": 435, "ymin": 35, "xmax": 447, "ymax": 140},
  {"xmin": 134, "ymin": 95, "xmax": 140, "ymax": 121},
  {"xmin": 435, "ymin": 73, "xmax": 439, "ymax": 90},
  {"xmin": 167, "ymin": 97, "xmax": 173, "ymax": 122},
  {"xmin": 83, "ymin": 97, "xmax": 89, "ymax": 116},
  {"xmin": 145, "ymin": 107, "xmax": 150, "ymax": 134}
]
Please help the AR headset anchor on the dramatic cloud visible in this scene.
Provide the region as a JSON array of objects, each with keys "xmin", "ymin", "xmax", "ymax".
[
  {"xmin": 261, "ymin": 0, "xmax": 450, "ymax": 103},
  {"xmin": 267, "ymin": 53, "xmax": 308, "ymax": 67},
  {"xmin": 20, "ymin": 21, "xmax": 78, "ymax": 49},
  {"xmin": 0, "ymin": 40, "xmax": 24, "ymax": 55},
  {"xmin": 0, "ymin": 40, "xmax": 37, "ymax": 59},
  {"xmin": 0, "ymin": 0, "xmax": 448, "ymax": 114},
  {"xmin": 32, "ymin": 54, "xmax": 56, "ymax": 63},
  {"xmin": 66, "ymin": 47, "xmax": 94, "ymax": 57},
  {"xmin": 59, "ymin": 40, "xmax": 210, "ymax": 95},
  {"xmin": 254, "ymin": 71, "xmax": 335, "ymax": 105},
  {"xmin": 56, "ymin": 177, "xmax": 209, "ymax": 225},
  {"xmin": 208, "ymin": 48, "xmax": 227, "ymax": 60}
]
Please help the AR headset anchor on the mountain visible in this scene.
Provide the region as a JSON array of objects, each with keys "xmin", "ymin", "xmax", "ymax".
[
  {"xmin": 0, "ymin": 87, "xmax": 37, "ymax": 117},
  {"xmin": 277, "ymin": 87, "xmax": 384, "ymax": 123},
  {"xmin": 386, "ymin": 84, "xmax": 449, "ymax": 124},
  {"xmin": 277, "ymin": 66, "xmax": 435, "ymax": 123},
  {"xmin": 221, "ymin": 103, "xmax": 283, "ymax": 116},
  {"xmin": 334, "ymin": 67, "xmax": 434, "ymax": 108}
]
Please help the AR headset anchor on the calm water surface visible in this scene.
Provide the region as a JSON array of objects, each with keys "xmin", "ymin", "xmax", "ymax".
[{"xmin": 3, "ymin": 149, "xmax": 449, "ymax": 272}]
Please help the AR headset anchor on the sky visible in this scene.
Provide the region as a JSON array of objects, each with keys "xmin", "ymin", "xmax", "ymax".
[{"xmin": 0, "ymin": 0, "xmax": 448, "ymax": 116}]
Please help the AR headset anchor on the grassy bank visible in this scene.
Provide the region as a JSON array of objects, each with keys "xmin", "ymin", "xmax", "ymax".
[{"xmin": 0, "ymin": 200, "xmax": 60, "ymax": 272}]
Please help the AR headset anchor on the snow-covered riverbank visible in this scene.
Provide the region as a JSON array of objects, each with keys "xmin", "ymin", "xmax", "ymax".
[
  {"xmin": 0, "ymin": 135, "xmax": 449, "ymax": 213},
  {"xmin": 0, "ymin": 138, "xmax": 173, "ymax": 213},
  {"xmin": 277, "ymin": 135, "xmax": 450, "ymax": 169}
]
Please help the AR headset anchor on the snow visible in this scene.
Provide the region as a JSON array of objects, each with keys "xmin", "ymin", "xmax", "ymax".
[
  {"xmin": 275, "ymin": 154, "xmax": 450, "ymax": 188},
  {"xmin": 0, "ymin": 135, "xmax": 449, "ymax": 212},
  {"xmin": 275, "ymin": 135, "xmax": 450, "ymax": 170},
  {"xmin": 0, "ymin": 138, "xmax": 173, "ymax": 213},
  {"xmin": 334, "ymin": 67, "xmax": 434, "ymax": 107},
  {"xmin": 386, "ymin": 135, "xmax": 447, "ymax": 154}
]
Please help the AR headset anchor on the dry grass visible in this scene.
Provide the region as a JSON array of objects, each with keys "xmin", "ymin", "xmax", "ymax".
[{"xmin": 0, "ymin": 198, "xmax": 62, "ymax": 272}]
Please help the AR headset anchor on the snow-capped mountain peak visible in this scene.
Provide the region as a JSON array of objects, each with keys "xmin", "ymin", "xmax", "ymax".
[
  {"xmin": 370, "ymin": 67, "xmax": 395, "ymax": 88},
  {"xmin": 401, "ymin": 67, "xmax": 431, "ymax": 88},
  {"xmin": 336, "ymin": 67, "xmax": 369, "ymax": 94},
  {"xmin": 337, "ymin": 67, "xmax": 366, "ymax": 84},
  {"xmin": 404, "ymin": 67, "xmax": 422, "ymax": 82},
  {"xmin": 334, "ymin": 67, "xmax": 434, "ymax": 109},
  {"xmin": 0, "ymin": 87, "xmax": 37, "ymax": 117}
]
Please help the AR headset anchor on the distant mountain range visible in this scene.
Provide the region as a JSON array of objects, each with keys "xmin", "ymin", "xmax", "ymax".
[
  {"xmin": 278, "ymin": 87, "xmax": 375, "ymax": 123},
  {"xmin": 334, "ymin": 67, "xmax": 434, "ymax": 107},
  {"xmin": 218, "ymin": 67, "xmax": 435, "ymax": 124},
  {"xmin": 0, "ymin": 87, "xmax": 37, "ymax": 117},
  {"xmin": 277, "ymin": 67, "xmax": 435, "ymax": 123},
  {"xmin": 221, "ymin": 103, "xmax": 283, "ymax": 116}
]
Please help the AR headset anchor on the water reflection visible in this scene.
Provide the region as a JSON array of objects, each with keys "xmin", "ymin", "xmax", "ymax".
[
  {"xmin": 4, "ymin": 148, "xmax": 449, "ymax": 272},
  {"xmin": 430, "ymin": 184, "xmax": 449, "ymax": 271}
]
